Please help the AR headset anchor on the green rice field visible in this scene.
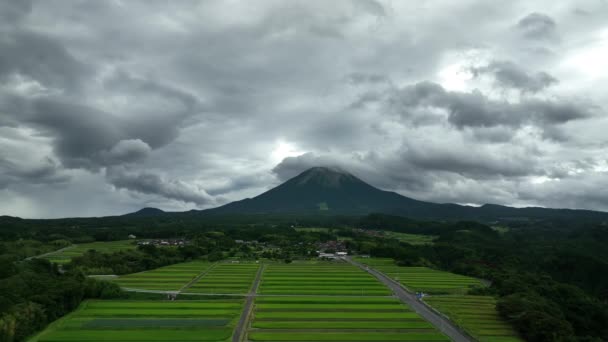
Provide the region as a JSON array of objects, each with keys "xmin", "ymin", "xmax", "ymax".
[
  {"xmin": 29, "ymin": 300, "xmax": 244, "ymax": 342},
  {"xmin": 383, "ymin": 231, "xmax": 437, "ymax": 245},
  {"xmin": 258, "ymin": 262, "xmax": 391, "ymax": 296},
  {"xmin": 41, "ymin": 240, "xmax": 137, "ymax": 264},
  {"xmin": 184, "ymin": 263, "xmax": 260, "ymax": 294},
  {"xmin": 247, "ymin": 296, "xmax": 448, "ymax": 341},
  {"xmin": 354, "ymin": 258, "xmax": 483, "ymax": 294},
  {"xmin": 424, "ymin": 296, "xmax": 523, "ymax": 342},
  {"xmin": 112, "ymin": 261, "xmax": 212, "ymax": 291}
]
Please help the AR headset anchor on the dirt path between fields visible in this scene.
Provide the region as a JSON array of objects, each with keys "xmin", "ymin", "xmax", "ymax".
[
  {"xmin": 26, "ymin": 245, "xmax": 75, "ymax": 260},
  {"xmin": 178, "ymin": 263, "xmax": 218, "ymax": 293}
]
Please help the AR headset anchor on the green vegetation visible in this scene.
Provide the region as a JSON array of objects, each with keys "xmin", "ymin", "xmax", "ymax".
[
  {"xmin": 0, "ymin": 259, "xmax": 122, "ymax": 342},
  {"xmin": 112, "ymin": 261, "xmax": 212, "ymax": 291},
  {"xmin": 40, "ymin": 240, "xmax": 136, "ymax": 264},
  {"xmin": 0, "ymin": 240, "xmax": 71, "ymax": 261},
  {"xmin": 258, "ymin": 262, "xmax": 390, "ymax": 295},
  {"xmin": 383, "ymin": 231, "xmax": 437, "ymax": 245},
  {"xmin": 29, "ymin": 300, "xmax": 243, "ymax": 342},
  {"xmin": 247, "ymin": 296, "xmax": 447, "ymax": 341},
  {"xmin": 425, "ymin": 296, "xmax": 523, "ymax": 342},
  {"xmin": 355, "ymin": 258, "xmax": 483, "ymax": 294},
  {"xmin": 185, "ymin": 263, "xmax": 260, "ymax": 294}
]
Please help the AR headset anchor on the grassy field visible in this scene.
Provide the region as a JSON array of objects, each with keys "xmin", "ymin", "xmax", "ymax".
[
  {"xmin": 184, "ymin": 263, "xmax": 260, "ymax": 294},
  {"xmin": 29, "ymin": 299, "xmax": 244, "ymax": 342},
  {"xmin": 258, "ymin": 262, "xmax": 390, "ymax": 296},
  {"xmin": 112, "ymin": 261, "xmax": 212, "ymax": 291},
  {"xmin": 41, "ymin": 240, "xmax": 137, "ymax": 264},
  {"xmin": 383, "ymin": 231, "xmax": 437, "ymax": 245},
  {"xmin": 425, "ymin": 296, "xmax": 523, "ymax": 342},
  {"xmin": 354, "ymin": 258, "xmax": 483, "ymax": 294},
  {"xmin": 247, "ymin": 296, "xmax": 448, "ymax": 341}
]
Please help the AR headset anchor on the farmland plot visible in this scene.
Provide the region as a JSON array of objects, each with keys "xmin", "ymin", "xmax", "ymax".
[
  {"xmin": 354, "ymin": 258, "xmax": 483, "ymax": 294},
  {"xmin": 30, "ymin": 300, "xmax": 244, "ymax": 342},
  {"xmin": 185, "ymin": 263, "xmax": 260, "ymax": 294},
  {"xmin": 258, "ymin": 263, "xmax": 390, "ymax": 296},
  {"xmin": 247, "ymin": 296, "xmax": 448, "ymax": 341},
  {"xmin": 41, "ymin": 240, "xmax": 136, "ymax": 264},
  {"xmin": 425, "ymin": 296, "xmax": 523, "ymax": 342},
  {"xmin": 112, "ymin": 261, "xmax": 212, "ymax": 291}
]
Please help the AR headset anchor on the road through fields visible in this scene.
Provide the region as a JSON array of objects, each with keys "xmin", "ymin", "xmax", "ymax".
[
  {"xmin": 345, "ymin": 257, "xmax": 473, "ymax": 342},
  {"xmin": 233, "ymin": 264, "xmax": 264, "ymax": 342}
]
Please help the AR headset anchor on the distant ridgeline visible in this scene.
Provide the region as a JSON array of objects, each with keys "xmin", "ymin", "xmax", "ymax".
[{"xmin": 124, "ymin": 167, "xmax": 608, "ymax": 223}]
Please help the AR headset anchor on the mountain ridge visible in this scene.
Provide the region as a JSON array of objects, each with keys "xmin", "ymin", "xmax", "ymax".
[
  {"xmin": 186, "ymin": 167, "xmax": 608, "ymax": 222},
  {"xmin": 33, "ymin": 166, "xmax": 605, "ymax": 222}
]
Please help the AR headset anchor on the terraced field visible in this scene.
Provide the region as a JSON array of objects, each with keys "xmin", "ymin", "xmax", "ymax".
[
  {"xmin": 258, "ymin": 263, "xmax": 390, "ymax": 296},
  {"xmin": 112, "ymin": 261, "xmax": 212, "ymax": 291},
  {"xmin": 425, "ymin": 296, "xmax": 523, "ymax": 342},
  {"xmin": 185, "ymin": 263, "xmax": 260, "ymax": 294},
  {"xmin": 30, "ymin": 300, "xmax": 244, "ymax": 342},
  {"xmin": 246, "ymin": 296, "xmax": 448, "ymax": 341},
  {"xmin": 355, "ymin": 258, "xmax": 483, "ymax": 294},
  {"xmin": 41, "ymin": 240, "xmax": 137, "ymax": 264}
]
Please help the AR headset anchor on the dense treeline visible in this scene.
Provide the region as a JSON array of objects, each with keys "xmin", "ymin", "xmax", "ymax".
[{"xmin": 0, "ymin": 259, "xmax": 122, "ymax": 342}]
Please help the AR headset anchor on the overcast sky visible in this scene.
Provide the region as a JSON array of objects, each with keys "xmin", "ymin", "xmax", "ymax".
[{"xmin": 1, "ymin": 0, "xmax": 608, "ymax": 218}]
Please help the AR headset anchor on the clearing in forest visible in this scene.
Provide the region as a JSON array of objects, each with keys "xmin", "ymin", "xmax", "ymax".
[{"xmin": 41, "ymin": 240, "xmax": 137, "ymax": 264}]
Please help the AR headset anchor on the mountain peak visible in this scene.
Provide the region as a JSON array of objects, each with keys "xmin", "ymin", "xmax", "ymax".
[
  {"xmin": 294, "ymin": 166, "xmax": 356, "ymax": 188},
  {"xmin": 124, "ymin": 207, "xmax": 165, "ymax": 216}
]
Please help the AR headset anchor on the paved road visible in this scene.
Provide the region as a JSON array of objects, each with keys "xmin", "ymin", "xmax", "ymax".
[
  {"xmin": 345, "ymin": 257, "xmax": 473, "ymax": 342},
  {"xmin": 233, "ymin": 264, "xmax": 264, "ymax": 342}
]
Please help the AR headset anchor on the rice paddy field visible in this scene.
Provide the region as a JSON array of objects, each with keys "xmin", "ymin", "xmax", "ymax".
[
  {"xmin": 184, "ymin": 263, "xmax": 260, "ymax": 294},
  {"xmin": 424, "ymin": 296, "xmax": 523, "ymax": 342},
  {"xmin": 112, "ymin": 261, "xmax": 212, "ymax": 291},
  {"xmin": 246, "ymin": 296, "xmax": 448, "ymax": 341},
  {"xmin": 354, "ymin": 258, "xmax": 483, "ymax": 294},
  {"xmin": 383, "ymin": 232, "xmax": 437, "ymax": 245},
  {"xmin": 29, "ymin": 299, "xmax": 244, "ymax": 342},
  {"xmin": 41, "ymin": 240, "xmax": 137, "ymax": 264},
  {"xmin": 258, "ymin": 262, "xmax": 391, "ymax": 296}
]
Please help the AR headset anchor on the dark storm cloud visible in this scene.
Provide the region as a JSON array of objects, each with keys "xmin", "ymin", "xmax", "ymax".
[
  {"xmin": 472, "ymin": 61, "xmax": 558, "ymax": 93},
  {"xmin": 106, "ymin": 167, "xmax": 214, "ymax": 205},
  {"xmin": 517, "ymin": 12, "xmax": 559, "ymax": 41},
  {"xmin": 0, "ymin": 0, "xmax": 31, "ymax": 26},
  {"xmin": 389, "ymin": 81, "xmax": 593, "ymax": 130},
  {"xmin": 0, "ymin": 156, "xmax": 69, "ymax": 189},
  {"xmin": 0, "ymin": 31, "xmax": 90, "ymax": 91}
]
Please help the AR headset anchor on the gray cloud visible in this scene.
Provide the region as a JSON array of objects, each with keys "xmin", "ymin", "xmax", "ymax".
[
  {"xmin": 0, "ymin": 156, "xmax": 70, "ymax": 189},
  {"xmin": 517, "ymin": 12, "xmax": 559, "ymax": 41},
  {"xmin": 472, "ymin": 61, "xmax": 558, "ymax": 93},
  {"xmin": 106, "ymin": 167, "xmax": 214, "ymax": 206},
  {"xmin": 388, "ymin": 81, "xmax": 593, "ymax": 130},
  {"xmin": 0, "ymin": 31, "xmax": 90, "ymax": 91}
]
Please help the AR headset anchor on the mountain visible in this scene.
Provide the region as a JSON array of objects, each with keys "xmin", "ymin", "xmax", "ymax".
[
  {"xmin": 202, "ymin": 167, "xmax": 608, "ymax": 222},
  {"xmin": 123, "ymin": 207, "xmax": 166, "ymax": 217}
]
